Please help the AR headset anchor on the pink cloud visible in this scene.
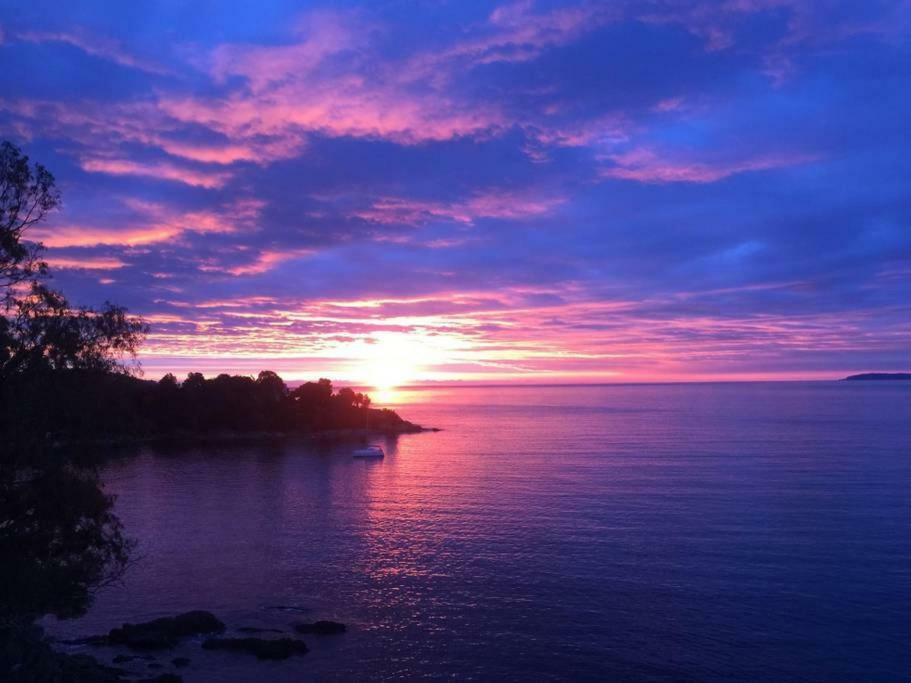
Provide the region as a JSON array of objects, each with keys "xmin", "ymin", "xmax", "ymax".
[
  {"xmin": 653, "ymin": 97, "xmax": 686, "ymax": 112},
  {"xmin": 197, "ymin": 249, "xmax": 313, "ymax": 277},
  {"xmin": 131, "ymin": 284, "xmax": 911, "ymax": 384},
  {"xmin": 353, "ymin": 190, "xmax": 565, "ymax": 226},
  {"xmin": 601, "ymin": 147, "xmax": 820, "ymax": 183},
  {"xmin": 157, "ymin": 79, "xmax": 503, "ymax": 150},
  {"xmin": 207, "ymin": 10, "xmax": 358, "ymax": 92},
  {"xmin": 444, "ymin": 0, "xmax": 617, "ymax": 67},
  {"xmin": 4, "ymin": 1, "xmax": 905, "ymax": 174},
  {"xmin": 158, "ymin": 6, "xmax": 609, "ymax": 151},
  {"xmin": 425, "ymin": 237, "xmax": 474, "ymax": 249},
  {"xmin": 0, "ymin": 97, "xmax": 290, "ymax": 172},
  {"xmin": 389, "ymin": 1, "xmax": 619, "ymax": 110},
  {"xmin": 724, "ymin": 0, "xmax": 908, "ymax": 47},
  {"xmin": 80, "ymin": 157, "xmax": 230, "ymax": 188},
  {"xmin": 153, "ymin": 11, "xmax": 504, "ymax": 154},
  {"xmin": 522, "ymin": 113, "xmax": 632, "ymax": 153},
  {"xmin": 637, "ymin": 0, "xmax": 910, "ymax": 83},
  {"xmin": 44, "ymin": 255, "xmax": 127, "ymax": 270},
  {"xmin": 33, "ymin": 197, "xmax": 260, "ymax": 248},
  {"xmin": 152, "ymin": 140, "xmax": 271, "ymax": 165},
  {"xmin": 226, "ymin": 250, "xmax": 311, "ymax": 276},
  {"xmin": 35, "ymin": 225, "xmax": 176, "ymax": 248}
]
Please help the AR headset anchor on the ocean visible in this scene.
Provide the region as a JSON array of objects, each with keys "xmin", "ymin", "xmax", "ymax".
[{"xmin": 47, "ymin": 382, "xmax": 911, "ymax": 681}]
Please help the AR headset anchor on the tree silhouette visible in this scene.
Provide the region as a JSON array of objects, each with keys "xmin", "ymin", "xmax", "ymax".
[
  {"xmin": 0, "ymin": 141, "xmax": 147, "ymax": 384},
  {"xmin": 0, "ymin": 141, "xmax": 141, "ymax": 637},
  {"xmin": 159, "ymin": 372, "xmax": 179, "ymax": 388},
  {"xmin": 0, "ymin": 141, "xmax": 59, "ymax": 298},
  {"xmin": 1, "ymin": 283, "xmax": 147, "ymax": 380}
]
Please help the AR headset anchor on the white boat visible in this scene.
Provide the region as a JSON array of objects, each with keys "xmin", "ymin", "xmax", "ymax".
[{"xmin": 353, "ymin": 445, "xmax": 385, "ymax": 458}]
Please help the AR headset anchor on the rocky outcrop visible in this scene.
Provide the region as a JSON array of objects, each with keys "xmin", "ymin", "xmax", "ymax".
[
  {"xmin": 105, "ymin": 611, "xmax": 225, "ymax": 650},
  {"xmin": 112, "ymin": 654, "xmax": 154, "ymax": 664},
  {"xmin": 201, "ymin": 637, "xmax": 309, "ymax": 660},
  {"xmin": 2, "ymin": 627, "xmax": 125, "ymax": 682},
  {"xmin": 292, "ymin": 620, "xmax": 347, "ymax": 635},
  {"xmin": 42, "ymin": 610, "xmax": 350, "ymax": 675}
]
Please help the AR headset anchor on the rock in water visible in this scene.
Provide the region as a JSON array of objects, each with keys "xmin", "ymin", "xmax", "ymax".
[
  {"xmin": 292, "ymin": 620, "xmax": 347, "ymax": 635},
  {"xmin": 113, "ymin": 654, "xmax": 153, "ymax": 663},
  {"xmin": 107, "ymin": 611, "xmax": 225, "ymax": 649},
  {"xmin": 2, "ymin": 628, "xmax": 127, "ymax": 682},
  {"xmin": 201, "ymin": 637, "xmax": 309, "ymax": 660}
]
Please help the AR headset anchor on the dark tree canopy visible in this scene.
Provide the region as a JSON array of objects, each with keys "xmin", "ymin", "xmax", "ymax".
[
  {"xmin": 0, "ymin": 141, "xmax": 58, "ymax": 297},
  {"xmin": 0, "ymin": 141, "xmax": 147, "ymax": 384},
  {"xmin": 1, "ymin": 284, "xmax": 148, "ymax": 380},
  {"xmin": 3, "ymin": 370, "xmax": 412, "ymax": 443},
  {"xmin": 0, "ymin": 465, "xmax": 132, "ymax": 626},
  {"xmin": 0, "ymin": 141, "xmax": 140, "ymax": 632}
]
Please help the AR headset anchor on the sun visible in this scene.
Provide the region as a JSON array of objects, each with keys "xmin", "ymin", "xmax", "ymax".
[
  {"xmin": 365, "ymin": 360, "xmax": 410, "ymax": 394},
  {"xmin": 356, "ymin": 333, "xmax": 425, "ymax": 400}
]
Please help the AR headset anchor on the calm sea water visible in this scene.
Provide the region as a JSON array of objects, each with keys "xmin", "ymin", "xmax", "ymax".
[{"xmin": 49, "ymin": 382, "xmax": 911, "ymax": 681}]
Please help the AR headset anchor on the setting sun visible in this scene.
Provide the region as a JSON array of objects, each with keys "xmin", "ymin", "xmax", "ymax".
[{"xmin": 355, "ymin": 333, "xmax": 428, "ymax": 396}]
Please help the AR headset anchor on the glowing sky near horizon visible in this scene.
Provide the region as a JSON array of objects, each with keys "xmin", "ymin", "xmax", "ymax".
[{"xmin": 2, "ymin": 0, "xmax": 910, "ymax": 385}]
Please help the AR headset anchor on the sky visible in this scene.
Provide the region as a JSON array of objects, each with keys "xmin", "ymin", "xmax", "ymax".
[{"xmin": 1, "ymin": 0, "xmax": 910, "ymax": 386}]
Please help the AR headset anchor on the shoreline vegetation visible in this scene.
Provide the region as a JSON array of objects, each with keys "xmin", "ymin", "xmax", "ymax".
[
  {"xmin": 7, "ymin": 369, "xmax": 433, "ymax": 452},
  {"xmin": 57, "ymin": 424, "xmax": 438, "ymax": 449}
]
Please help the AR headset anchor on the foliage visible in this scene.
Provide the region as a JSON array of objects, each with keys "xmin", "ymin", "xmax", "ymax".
[
  {"xmin": 0, "ymin": 141, "xmax": 140, "ymax": 635},
  {"xmin": 0, "ymin": 465, "xmax": 132, "ymax": 627},
  {"xmin": 0, "ymin": 141, "xmax": 58, "ymax": 298},
  {"xmin": 2, "ymin": 370, "xmax": 404, "ymax": 444},
  {"xmin": 1, "ymin": 284, "xmax": 148, "ymax": 381}
]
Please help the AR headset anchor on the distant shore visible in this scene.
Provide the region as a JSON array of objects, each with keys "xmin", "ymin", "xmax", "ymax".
[{"xmin": 843, "ymin": 373, "xmax": 911, "ymax": 381}]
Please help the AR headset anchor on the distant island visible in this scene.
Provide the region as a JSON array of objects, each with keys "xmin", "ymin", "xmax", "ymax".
[{"xmin": 843, "ymin": 373, "xmax": 911, "ymax": 381}]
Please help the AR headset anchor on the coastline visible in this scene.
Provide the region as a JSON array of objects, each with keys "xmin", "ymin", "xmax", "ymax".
[{"xmin": 53, "ymin": 424, "xmax": 440, "ymax": 450}]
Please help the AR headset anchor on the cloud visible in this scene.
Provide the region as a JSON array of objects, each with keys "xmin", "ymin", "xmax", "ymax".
[
  {"xmin": 158, "ymin": 91, "xmax": 502, "ymax": 150},
  {"xmin": 44, "ymin": 255, "xmax": 126, "ymax": 270},
  {"xmin": 417, "ymin": 0, "xmax": 618, "ymax": 70},
  {"xmin": 131, "ymin": 283, "xmax": 911, "ymax": 382},
  {"xmin": 150, "ymin": 10, "xmax": 505, "ymax": 156},
  {"xmin": 205, "ymin": 249, "xmax": 313, "ymax": 276},
  {"xmin": 601, "ymin": 147, "xmax": 820, "ymax": 183},
  {"xmin": 33, "ymin": 197, "xmax": 261, "ymax": 248},
  {"xmin": 79, "ymin": 157, "xmax": 231, "ymax": 188},
  {"xmin": 637, "ymin": 0, "xmax": 911, "ymax": 84},
  {"xmin": 14, "ymin": 29, "xmax": 171, "ymax": 75},
  {"xmin": 352, "ymin": 190, "xmax": 565, "ymax": 226}
]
